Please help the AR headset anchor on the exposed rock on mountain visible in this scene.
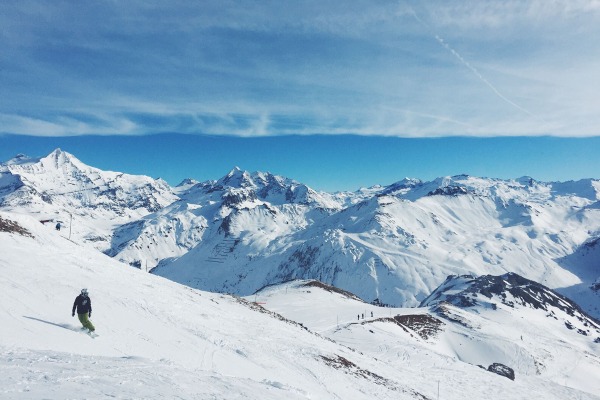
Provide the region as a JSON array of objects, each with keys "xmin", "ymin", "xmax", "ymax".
[
  {"xmin": 486, "ymin": 363, "xmax": 515, "ymax": 381},
  {"xmin": 253, "ymin": 277, "xmax": 600, "ymax": 397},
  {"xmin": 421, "ymin": 273, "xmax": 600, "ymax": 342},
  {"xmin": 0, "ymin": 216, "xmax": 33, "ymax": 238}
]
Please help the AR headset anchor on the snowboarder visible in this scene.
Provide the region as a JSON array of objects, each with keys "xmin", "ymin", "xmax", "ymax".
[
  {"xmin": 55, "ymin": 222, "xmax": 61, "ymax": 231},
  {"xmin": 72, "ymin": 288, "xmax": 95, "ymax": 333}
]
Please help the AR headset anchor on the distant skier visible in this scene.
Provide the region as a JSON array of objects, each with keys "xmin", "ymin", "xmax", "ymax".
[
  {"xmin": 72, "ymin": 288, "xmax": 95, "ymax": 332},
  {"xmin": 55, "ymin": 222, "xmax": 61, "ymax": 231}
]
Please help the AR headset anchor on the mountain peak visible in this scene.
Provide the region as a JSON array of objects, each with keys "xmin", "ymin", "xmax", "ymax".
[
  {"xmin": 218, "ymin": 167, "xmax": 254, "ymax": 188},
  {"xmin": 421, "ymin": 273, "xmax": 600, "ymax": 340},
  {"xmin": 383, "ymin": 178, "xmax": 423, "ymax": 194},
  {"xmin": 40, "ymin": 148, "xmax": 80, "ymax": 170},
  {"xmin": 49, "ymin": 147, "xmax": 68, "ymax": 159},
  {"xmin": 1, "ymin": 153, "xmax": 32, "ymax": 168},
  {"xmin": 228, "ymin": 166, "xmax": 242, "ymax": 175},
  {"xmin": 517, "ymin": 176, "xmax": 537, "ymax": 186},
  {"xmin": 12, "ymin": 153, "xmax": 29, "ymax": 162},
  {"xmin": 176, "ymin": 178, "xmax": 199, "ymax": 187}
]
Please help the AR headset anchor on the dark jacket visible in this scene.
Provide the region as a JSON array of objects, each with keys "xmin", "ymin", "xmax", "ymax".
[{"xmin": 72, "ymin": 294, "xmax": 92, "ymax": 316}]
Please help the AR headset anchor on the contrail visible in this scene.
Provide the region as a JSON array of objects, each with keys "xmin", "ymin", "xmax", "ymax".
[
  {"xmin": 433, "ymin": 34, "xmax": 536, "ymax": 117},
  {"xmin": 408, "ymin": 6, "xmax": 537, "ymax": 118}
]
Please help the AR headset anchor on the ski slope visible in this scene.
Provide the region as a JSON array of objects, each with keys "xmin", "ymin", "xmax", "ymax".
[{"xmin": 2, "ymin": 211, "xmax": 598, "ymax": 399}]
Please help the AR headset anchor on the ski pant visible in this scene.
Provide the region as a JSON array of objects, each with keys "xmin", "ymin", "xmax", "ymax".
[{"xmin": 77, "ymin": 313, "xmax": 95, "ymax": 332}]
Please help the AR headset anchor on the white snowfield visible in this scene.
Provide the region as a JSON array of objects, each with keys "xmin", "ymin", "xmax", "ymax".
[{"xmin": 1, "ymin": 212, "xmax": 599, "ymax": 399}]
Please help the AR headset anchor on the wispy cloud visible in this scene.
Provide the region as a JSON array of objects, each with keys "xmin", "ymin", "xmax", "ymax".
[{"xmin": 1, "ymin": 1, "xmax": 599, "ymax": 137}]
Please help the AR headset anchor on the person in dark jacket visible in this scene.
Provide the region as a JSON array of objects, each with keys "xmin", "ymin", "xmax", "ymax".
[{"xmin": 72, "ymin": 288, "xmax": 95, "ymax": 332}]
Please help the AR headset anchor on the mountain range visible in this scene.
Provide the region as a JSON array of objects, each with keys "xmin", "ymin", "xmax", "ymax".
[
  {"xmin": 1, "ymin": 149, "xmax": 599, "ymax": 319},
  {"xmin": 1, "ymin": 148, "xmax": 599, "ymax": 398},
  {"xmin": 1, "ymin": 211, "xmax": 599, "ymax": 398}
]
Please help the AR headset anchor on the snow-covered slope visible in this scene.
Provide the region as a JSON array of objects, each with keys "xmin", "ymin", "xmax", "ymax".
[
  {"xmin": 419, "ymin": 273, "xmax": 600, "ymax": 391},
  {"xmin": 0, "ymin": 212, "xmax": 424, "ymax": 399},
  {"xmin": 253, "ymin": 279, "xmax": 600, "ymax": 398},
  {"xmin": 557, "ymin": 236, "xmax": 600, "ymax": 318},
  {"xmin": 2, "ymin": 211, "xmax": 598, "ymax": 399}
]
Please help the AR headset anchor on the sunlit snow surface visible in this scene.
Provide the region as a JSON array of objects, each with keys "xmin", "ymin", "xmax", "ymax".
[
  {"xmin": 1, "ymin": 212, "xmax": 598, "ymax": 399},
  {"xmin": 2, "ymin": 150, "xmax": 599, "ymax": 319}
]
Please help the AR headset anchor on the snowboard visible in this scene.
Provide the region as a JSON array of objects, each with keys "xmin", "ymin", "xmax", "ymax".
[{"xmin": 79, "ymin": 327, "xmax": 98, "ymax": 338}]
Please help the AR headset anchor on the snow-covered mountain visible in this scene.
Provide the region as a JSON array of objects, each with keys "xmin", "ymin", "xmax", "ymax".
[
  {"xmin": 1, "ymin": 150, "xmax": 599, "ymax": 320},
  {"xmin": 0, "ymin": 149, "xmax": 177, "ymax": 251},
  {"xmin": 421, "ymin": 273, "xmax": 599, "ymax": 338},
  {"xmin": 105, "ymin": 166, "xmax": 343, "ymax": 271},
  {"xmin": 153, "ymin": 172, "xmax": 600, "ymax": 318},
  {"xmin": 253, "ymin": 277, "xmax": 600, "ymax": 397},
  {"xmin": 1, "ymin": 211, "xmax": 598, "ymax": 399},
  {"xmin": 419, "ymin": 273, "xmax": 600, "ymax": 387}
]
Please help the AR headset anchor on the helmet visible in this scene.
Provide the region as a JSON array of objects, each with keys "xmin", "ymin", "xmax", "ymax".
[{"xmin": 81, "ymin": 288, "xmax": 88, "ymax": 295}]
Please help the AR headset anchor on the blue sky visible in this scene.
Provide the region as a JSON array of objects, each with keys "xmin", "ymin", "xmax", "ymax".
[
  {"xmin": 1, "ymin": 1, "xmax": 599, "ymax": 191},
  {"xmin": 1, "ymin": 134, "xmax": 598, "ymax": 192}
]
